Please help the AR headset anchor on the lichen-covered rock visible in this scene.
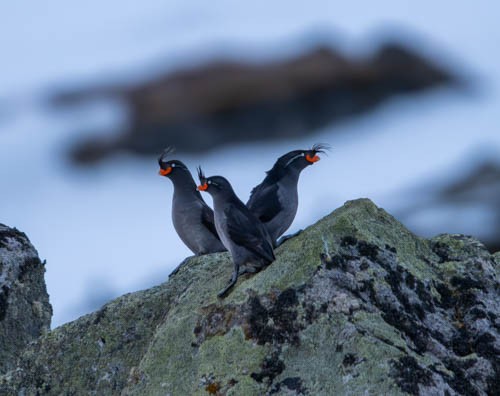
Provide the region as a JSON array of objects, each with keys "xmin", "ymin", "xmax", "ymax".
[
  {"xmin": 1, "ymin": 199, "xmax": 498, "ymax": 395},
  {"xmin": 0, "ymin": 224, "xmax": 52, "ymax": 374}
]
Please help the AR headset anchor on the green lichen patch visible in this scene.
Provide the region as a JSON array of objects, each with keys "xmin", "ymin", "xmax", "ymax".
[{"xmin": 2, "ymin": 199, "xmax": 499, "ymax": 396}]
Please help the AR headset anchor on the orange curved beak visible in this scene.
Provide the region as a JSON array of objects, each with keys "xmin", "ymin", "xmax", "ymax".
[
  {"xmin": 197, "ymin": 183, "xmax": 208, "ymax": 191},
  {"xmin": 159, "ymin": 167, "xmax": 172, "ymax": 176},
  {"xmin": 305, "ymin": 153, "xmax": 320, "ymax": 163}
]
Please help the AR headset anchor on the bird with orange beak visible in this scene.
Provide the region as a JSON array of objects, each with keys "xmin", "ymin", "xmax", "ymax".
[
  {"xmin": 158, "ymin": 148, "xmax": 225, "ymax": 260},
  {"xmin": 247, "ymin": 143, "xmax": 329, "ymax": 246},
  {"xmin": 197, "ymin": 167, "xmax": 275, "ymax": 297}
]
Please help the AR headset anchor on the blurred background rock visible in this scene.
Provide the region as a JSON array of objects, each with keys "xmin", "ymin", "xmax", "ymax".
[
  {"xmin": 1, "ymin": 1, "xmax": 498, "ymax": 327},
  {"xmin": 51, "ymin": 42, "xmax": 455, "ymax": 162}
]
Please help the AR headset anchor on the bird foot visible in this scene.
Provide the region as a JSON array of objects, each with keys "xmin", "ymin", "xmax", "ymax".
[
  {"xmin": 277, "ymin": 229, "xmax": 303, "ymax": 246},
  {"xmin": 217, "ymin": 280, "xmax": 237, "ymax": 298},
  {"xmin": 217, "ymin": 270, "xmax": 239, "ymax": 298}
]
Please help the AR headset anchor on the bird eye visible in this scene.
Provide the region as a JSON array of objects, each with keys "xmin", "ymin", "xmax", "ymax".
[
  {"xmin": 208, "ymin": 180, "xmax": 212, "ymax": 184},
  {"xmin": 171, "ymin": 163, "xmax": 176, "ymax": 167}
]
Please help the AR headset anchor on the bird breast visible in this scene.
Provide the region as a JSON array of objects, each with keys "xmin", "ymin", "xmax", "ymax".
[
  {"xmin": 171, "ymin": 199, "xmax": 210, "ymax": 250},
  {"xmin": 272, "ymin": 182, "xmax": 299, "ymax": 236},
  {"xmin": 213, "ymin": 206, "xmax": 232, "ymax": 252}
]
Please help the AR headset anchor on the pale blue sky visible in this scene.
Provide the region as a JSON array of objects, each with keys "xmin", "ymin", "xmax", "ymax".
[{"xmin": 1, "ymin": 1, "xmax": 498, "ymax": 327}]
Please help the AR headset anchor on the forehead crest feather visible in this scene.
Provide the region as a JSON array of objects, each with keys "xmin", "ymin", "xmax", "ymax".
[
  {"xmin": 158, "ymin": 146, "xmax": 175, "ymax": 167},
  {"xmin": 310, "ymin": 143, "xmax": 330, "ymax": 154},
  {"xmin": 197, "ymin": 166, "xmax": 206, "ymax": 182}
]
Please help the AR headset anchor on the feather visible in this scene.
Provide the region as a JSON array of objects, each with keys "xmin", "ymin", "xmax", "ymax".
[
  {"xmin": 224, "ymin": 204, "xmax": 275, "ymax": 263},
  {"xmin": 200, "ymin": 204, "xmax": 220, "ymax": 241},
  {"xmin": 311, "ymin": 143, "xmax": 331, "ymax": 154},
  {"xmin": 197, "ymin": 166, "xmax": 206, "ymax": 184},
  {"xmin": 158, "ymin": 146, "xmax": 175, "ymax": 167}
]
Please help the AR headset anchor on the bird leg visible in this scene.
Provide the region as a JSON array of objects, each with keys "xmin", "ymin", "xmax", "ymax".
[
  {"xmin": 277, "ymin": 229, "xmax": 303, "ymax": 246},
  {"xmin": 218, "ymin": 262, "xmax": 239, "ymax": 298}
]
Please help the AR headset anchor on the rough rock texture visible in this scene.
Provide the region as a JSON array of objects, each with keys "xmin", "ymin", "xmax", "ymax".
[
  {"xmin": 0, "ymin": 224, "xmax": 52, "ymax": 374},
  {"xmin": 49, "ymin": 41, "xmax": 456, "ymax": 164},
  {"xmin": 1, "ymin": 199, "xmax": 498, "ymax": 395}
]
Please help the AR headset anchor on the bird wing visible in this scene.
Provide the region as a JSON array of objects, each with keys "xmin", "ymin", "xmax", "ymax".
[
  {"xmin": 200, "ymin": 203, "xmax": 221, "ymax": 241},
  {"xmin": 247, "ymin": 182, "xmax": 282, "ymax": 223},
  {"xmin": 224, "ymin": 204, "xmax": 275, "ymax": 263}
]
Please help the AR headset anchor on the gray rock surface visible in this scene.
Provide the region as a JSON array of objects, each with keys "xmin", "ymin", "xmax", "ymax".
[
  {"xmin": 0, "ymin": 224, "xmax": 52, "ymax": 374},
  {"xmin": 1, "ymin": 200, "xmax": 498, "ymax": 395}
]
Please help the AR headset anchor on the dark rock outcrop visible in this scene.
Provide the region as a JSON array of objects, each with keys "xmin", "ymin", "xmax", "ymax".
[
  {"xmin": 0, "ymin": 225, "xmax": 52, "ymax": 374},
  {"xmin": 50, "ymin": 40, "xmax": 457, "ymax": 164},
  {"xmin": 1, "ymin": 200, "xmax": 498, "ymax": 395}
]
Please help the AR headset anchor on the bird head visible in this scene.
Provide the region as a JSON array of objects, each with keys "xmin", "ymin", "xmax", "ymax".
[
  {"xmin": 197, "ymin": 167, "xmax": 233, "ymax": 196},
  {"xmin": 303, "ymin": 143, "xmax": 329, "ymax": 164},
  {"xmin": 157, "ymin": 147, "xmax": 188, "ymax": 177},
  {"xmin": 281, "ymin": 143, "xmax": 329, "ymax": 167},
  {"xmin": 270, "ymin": 143, "xmax": 330, "ymax": 176}
]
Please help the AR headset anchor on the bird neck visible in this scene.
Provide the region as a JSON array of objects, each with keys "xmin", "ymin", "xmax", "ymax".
[
  {"xmin": 266, "ymin": 161, "xmax": 305, "ymax": 185},
  {"xmin": 170, "ymin": 172, "xmax": 200, "ymax": 199},
  {"xmin": 211, "ymin": 188, "xmax": 241, "ymax": 209},
  {"xmin": 282, "ymin": 164, "xmax": 303, "ymax": 184}
]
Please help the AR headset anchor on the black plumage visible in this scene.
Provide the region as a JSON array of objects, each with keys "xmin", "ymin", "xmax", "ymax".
[
  {"xmin": 247, "ymin": 143, "xmax": 329, "ymax": 246},
  {"xmin": 197, "ymin": 167, "xmax": 275, "ymax": 297},
  {"xmin": 158, "ymin": 149, "xmax": 225, "ymax": 258}
]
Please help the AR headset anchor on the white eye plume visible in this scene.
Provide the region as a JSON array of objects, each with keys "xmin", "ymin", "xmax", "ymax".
[{"xmin": 285, "ymin": 153, "xmax": 306, "ymax": 167}]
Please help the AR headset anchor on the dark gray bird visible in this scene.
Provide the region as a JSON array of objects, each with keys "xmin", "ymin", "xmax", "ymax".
[
  {"xmin": 247, "ymin": 143, "xmax": 329, "ymax": 246},
  {"xmin": 197, "ymin": 168, "xmax": 275, "ymax": 297},
  {"xmin": 158, "ymin": 149, "xmax": 225, "ymax": 259}
]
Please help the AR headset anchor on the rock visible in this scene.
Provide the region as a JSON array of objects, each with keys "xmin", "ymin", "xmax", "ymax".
[
  {"xmin": 49, "ymin": 40, "xmax": 457, "ymax": 164},
  {"xmin": 1, "ymin": 199, "xmax": 498, "ymax": 395},
  {"xmin": 0, "ymin": 224, "xmax": 52, "ymax": 374}
]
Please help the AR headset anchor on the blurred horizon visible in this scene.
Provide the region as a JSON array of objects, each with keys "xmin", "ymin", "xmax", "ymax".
[{"xmin": 1, "ymin": 1, "xmax": 499, "ymax": 328}]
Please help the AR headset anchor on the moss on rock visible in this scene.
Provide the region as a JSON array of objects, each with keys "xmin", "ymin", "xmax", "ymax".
[
  {"xmin": 1, "ymin": 199, "xmax": 498, "ymax": 395},
  {"xmin": 0, "ymin": 225, "xmax": 52, "ymax": 374}
]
